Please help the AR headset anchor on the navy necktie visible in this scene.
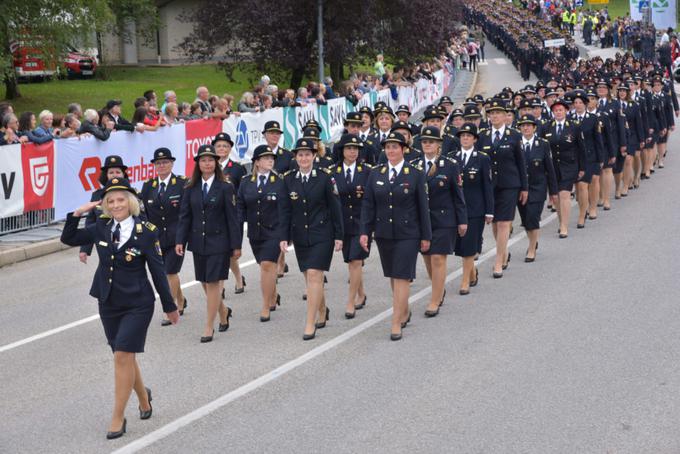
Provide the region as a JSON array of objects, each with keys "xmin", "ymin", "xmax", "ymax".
[
  {"xmin": 258, "ymin": 175, "xmax": 266, "ymax": 189},
  {"xmin": 346, "ymin": 168, "xmax": 352, "ymax": 185},
  {"xmin": 112, "ymin": 223, "xmax": 120, "ymax": 248},
  {"xmin": 557, "ymin": 124, "xmax": 563, "ymax": 136},
  {"xmin": 202, "ymin": 182, "xmax": 208, "ymax": 203},
  {"xmin": 159, "ymin": 181, "xmax": 166, "ymax": 197},
  {"xmin": 493, "ymin": 130, "xmax": 501, "ymax": 144},
  {"xmin": 427, "ymin": 161, "xmax": 433, "ymax": 174},
  {"xmin": 302, "ymin": 175, "xmax": 308, "ymax": 186},
  {"xmin": 390, "ymin": 168, "xmax": 397, "ymax": 183}
]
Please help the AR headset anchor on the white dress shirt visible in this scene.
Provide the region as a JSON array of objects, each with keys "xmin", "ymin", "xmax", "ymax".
[
  {"xmin": 343, "ymin": 162, "xmax": 356, "ymax": 182},
  {"xmin": 460, "ymin": 147, "xmax": 474, "ymax": 166},
  {"xmin": 201, "ymin": 174, "xmax": 215, "ymax": 192},
  {"xmin": 112, "ymin": 215, "xmax": 134, "ymax": 249},
  {"xmin": 388, "ymin": 160, "xmax": 405, "ymax": 178}
]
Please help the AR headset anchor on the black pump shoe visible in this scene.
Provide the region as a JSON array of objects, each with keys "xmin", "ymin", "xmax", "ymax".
[
  {"xmin": 355, "ymin": 296, "xmax": 367, "ymax": 310},
  {"xmin": 345, "ymin": 310, "xmax": 356, "ymax": 319},
  {"xmin": 424, "ymin": 307, "xmax": 440, "ymax": 318},
  {"xmin": 270, "ymin": 294, "xmax": 281, "ymax": 311},
  {"xmin": 302, "ymin": 328, "xmax": 317, "ymax": 341},
  {"xmin": 315, "ymin": 307, "xmax": 330, "ymax": 329},
  {"xmin": 200, "ymin": 330, "xmax": 214, "ymax": 343},
  {"xmin": 139, "ymin": 387, "xmax": 152, "ymax": 420},
  {"xmin": 401, "ymin": 311, "xmax": 412, "ymax": 329},
  {"xmin": 235, "ymin": 276, "xmax": 246, "ymax": 294},
  {"xmin": 106, "ymin": 418, "xmax": 127, "ymax": 440},
  {"xmin": 179, "ymin": 298, "xmax": 188, "ymax": 316},
  {"xmin": 390, "ymin": 330, "xmax": 403, "ymax": 341},
  {"xmin": 218, "ymin": 307, "xmax": 233, "ymax": 332}
]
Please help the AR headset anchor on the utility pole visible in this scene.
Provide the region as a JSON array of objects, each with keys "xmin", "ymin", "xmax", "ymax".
[{"xmin": 317, "ymin": 0, "xmax": 324, "ymax": 82}]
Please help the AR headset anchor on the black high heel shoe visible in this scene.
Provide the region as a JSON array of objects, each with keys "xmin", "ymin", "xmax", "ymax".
[
  {"xmin": 200, "ymin": 330, "xmax": 214, "ymax": 343},
  {"xmin": 139, "ymin": 387, "xmax": 152, "ymax": 420},
  {"xmin": 470, "ymin": 268, "xmax": 479, "ymax": 287},
  {"xmin": 218, "ymin": 307, "xmax": 233, "ymax": 332},
  {"xmin": 355, "ymin": 296, "xmax": 367, "ymax": 310},
  {"xmin": 179, "ymin": 298, "xmax": 188, "ymax": 316},
  {"xmin": 502, "ymin": 252, "xmax": 511, "ymax": 270},
  {"xmin": 235, "ymin": 276, "xmax": 246, "ymax": 294},
  {"xmin": 390, "ymin": 330, "xmax": 403, "ymax": 341},
  {"xmin": 302, "ymin": 327, "xmax": 317, "ymax": 341},
  {"xmin": 106, "ymin": 418, "xmax": 127, "ymax": 440},
  {"xmin": 345, "ymin": 310, "xmax": 356, "ymax": 319},
  {"xmin": 270, "ymin": 294, "xmax": 281, "ymax": 311},
  {"xmin": 315, "ymin": 307, "xmax": 330, "ymax": 329},
  {"xmin": 401, "ymin": 311, "xmax": 412, "ymax": 329}
]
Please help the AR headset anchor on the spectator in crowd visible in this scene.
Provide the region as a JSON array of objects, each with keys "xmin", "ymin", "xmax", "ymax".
[
  {"xmin": 323, "ymin": 77, "xmax": 336, "ymax": 99},
  {"xmin": 52, "ymin": 114, "xmax": 77, "ymax": 139},
  {"xmin": 62, "ymin": 114, "xmax": 81, "ymax": 137},
  {"xmin": 131, "ymin": 107, "xmax": 160, "ymax": 132},
  {"xmin": 67, "ymin": 103, "xmax": 83, "ymax": 120},
  {"xmin": 262, "ymin": 94, "xmax": 273, "ymax": 110},
  {"xmin": 0, "ymin": 102, "xmax": 13, "ymax": 122},
  {"xmin": 194, "ymin": 86, "xmax": 212, "ymax": 113},
  {"xmin": 143, "ymin": 90, "xmax": 157, "ymax": 105},
  {"xmin": 161, "ymin": 90, "xmax": 177, "ymax": 114},
  {"xmin": 260, "ymin": 74, "xmax": 270, "ymax": 89},
  {"xmin": 311, "ymin": 85, "xmax": 326, "ymax": 105},
  {"xmin": 189, "ymin": 102, "xmax": 203, "ymax": 119},
  {"xmin": 164, "ymin": 102, "xmax": 181, "ymax": 124},
  {"xmin": 177, "ymin": 102, "xmax": 192, "ymax": 120},
  {"xmin": 0, "ymin": 113, "xmax": 27, "ymax": 145},
  {"xmin": 468, "ymin": 39, "xmax": 479, "ymax": 72},
  {"xmin": 238, "ymin": 92, "xmax": 260, "ymax": 113},
  {"xmin": 134, "ymin": 97, "xmax": 149, "ymax": 110},
  {"xmin": 103, "ymin": 100, "xmax": 142, "ymax": 132},
  {"xmin": 29, "ymin": 110, "xmax": 55, "ymax": 144},
  {"xmin": 18, "ymin": 112, "xmax": 39, "ymax": 143},
  {"xmin": 374, "ymin": 54, "xmax": 386, "ymax": 77},
  {"xmin": 296, "ymin": 87, "xmax": 311, "ymax": 105},
  {"xmin": 78, "ymin": 108, "xmax": 113, "ymax": 141}
]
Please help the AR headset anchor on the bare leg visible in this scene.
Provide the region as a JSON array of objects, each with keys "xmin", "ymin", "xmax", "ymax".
[
  {"xmin": 576, "ymin": 181, "xmax": 588, "ymax": 225},
  {"xmin": 347, "ymin": 260, "xmax": 363, "ymax": 314},
  {"xmin": 230, "ymin": 257, "xmax": 244, "ymax": 290},
  {"xmin": 493, "ymin": 221, "xmax": 511, "ymax": 273},
  {"xmin": 633, "ymin": 152, "xmax": 642, "ymax": 186},
  {"xmin": 600, "ymin": 168, "xmax": 613, "ymax": 207},
  {"xmin": 426, "ymin": 255, "xmax": 447, "ymax": 312},
  {"xmin": 460, "ymin": 257, "xmax": 474, "ymax": 291},
  {"xmin": 260, "ymin": 261, "xmax": 277, "ymax": 318},
  {"xmin": 133, "ymin": 358, "xmax": 150, "ymax": 412},
  {"xmin": 588, "ymin": 175, "xmax": 600, "ymax": 217},
  {"xmin": 391, "ymin": 278, "xmax": 411, "ymax": 335},
  {"xmin": 558, "ymin": 190, "xmax": 571, "ymax": 234},
  {"xmin": 110, "ymin": 351, "xmax": 135, "ymax": 432},
  {"xmin": 422, "ymin": 254, "xmax": 433, "ymax": 281},
  {"xmin": 277, "ymin": 251, "xmax": 286, "ymax": 276},
  {"xmin": 167, "ymin": 274, "xmax": 184, "ymax": 311},
  {"xmin": 304, "ymin": 270, "xmax": 324, "ymax": 335},
  {"xmin": 526, "ymin": 229, "xmax": 539, "ymax": 258},
  {"xmin": 203, "ymin": 281, "xmax": 222, "ymax": 337},
  {"xmin": 623, "ymin": 155, "xmax": 633, "ymax": 194}
]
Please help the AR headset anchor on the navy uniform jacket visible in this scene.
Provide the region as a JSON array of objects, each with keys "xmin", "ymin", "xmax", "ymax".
[
  {"xmin": 597, "ymin": 99, "xmax": 626, "ymax": 154},
  {"xmin": 569, "ymin": 112, "xmax": 605, "ymax": 164},
  {"xmin": 632, "ymin": 91, "xmax": 651, "ymax": 142},
  {"xmin": 477, "ymin": 127, "xmax": 529, "ymax": 190},
  {"xmin": 660, "ymin": 89, "xmax": 676, "ymax": 129},
  {"xmin": 273, "ymin": 147, "xmax": 294, "ymax": 174},
  {"xmin": 140, "ymin": 174, "xmax": 186, "ymax": 249},
  {"xmin": 221, "ymin": 159, "xmax": 247, "ymax": 191},
  {"xmin": 453, "ymin": 150, "xmax": 494, "ymax": 218},
  {"xmin": 236, "ymin": 171, "xmax": 284, "ymax": 243},
  {"xmin": 521, "ymin": 137, "xmax": 558, "ymax": 202},
  {"xmin": 331, "ymin": 140, "xmax": 377, "ymax": 166},
  {"xmin": 176, "ymin": 178, "xmax": 242, "ymax": 254},
  {"xmin": 410, "ymin": 155, "xmax": 467, "ymax": 229},
  {"xmin": 279, "ymin": 168, "xmax": 344, "ymax": 246},
  {"xmin": 544, "ymin": 120, "xmax": 586, "ymax": 175},
  {"xmin": 590, "ymin": 109, "xmax": 617, "ymax": 162},
  {"xmin": 79, "ymin": 187, "xmax": 105, "ymax": 256},
  {"xmin": 61, "ymin": 213, "xmax": 176, "ymax": 312},
  {"xmin": 360, "ymin": 162, "xmax": 432, "ymax": 241},
  {"xmin": 650, "ymin": 93, "xmax": 667, "ymax": 133},
  {"xmin": 333, "ymin": 163, "xmax": 372, "ymax": 236},
  {"xmin": 616, "ymin": 100, "xmax": 645, "ymax": 151}
]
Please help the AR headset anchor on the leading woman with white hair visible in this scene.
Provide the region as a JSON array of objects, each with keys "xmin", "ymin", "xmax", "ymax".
[{"xmin": 61, "ymin": 177, "xmax": 179, "ymax": 440}]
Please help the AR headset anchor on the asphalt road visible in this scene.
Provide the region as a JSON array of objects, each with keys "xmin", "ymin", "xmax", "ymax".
[{"xmin": 2, "ymin": 44, "xmax": 680, "ymax": 453}]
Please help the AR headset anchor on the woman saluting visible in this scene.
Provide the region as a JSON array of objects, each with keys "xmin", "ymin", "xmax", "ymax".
[{"xmin": 61, "ymin": 177, "xmax": 179, "ymax": 440}]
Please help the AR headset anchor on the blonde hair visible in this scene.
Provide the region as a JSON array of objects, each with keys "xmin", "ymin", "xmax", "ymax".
[{"xmin": 101, "ymin": 190, "xmax": 141, "ymax": 217}]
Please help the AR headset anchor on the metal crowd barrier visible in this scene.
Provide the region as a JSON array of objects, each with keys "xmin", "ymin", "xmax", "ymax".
[{"xmin": 0, "ymin": 208, "xmax": 55, "ymax": 235}]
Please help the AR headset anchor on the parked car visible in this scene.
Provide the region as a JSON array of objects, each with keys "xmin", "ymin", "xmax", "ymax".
[
  {"xmin": 11, "ymin": 44, "xmax": 56, "ymax": 81},
  {"xmin": 63, "ymin": 46, "xmax": 98, "ymax": 79}
]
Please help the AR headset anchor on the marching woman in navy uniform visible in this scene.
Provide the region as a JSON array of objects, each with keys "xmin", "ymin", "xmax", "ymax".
[
  {"xmin": 334, "ymin": 134, "xmax": 371, "ymax": 319},
  {"xmin": 78, "ymin": 155, "xmax": 128, "ymax": 264},
  {"xmin": 236, "ymin": 145, "xmax": 285, "ymax": 322},
  {"xmin": 516, "ymin": 115, "xmax": 558, "ymax": 262},
  {"xmin": 140, "ymin": 148, "xmax": 188, "ymax": 326},
  {"xmin": 214, "ymin": 132, "xmax": 247, "ymax": 295},
  {"xmin": 616, "ymin": 83, "xmax": 645, "ymax": 199},
  {"xmin": 176, "ymin": 145, "xmax": 242, "ymax": 343},
  {"xmin": 545, "ymin": 98, "xmax": 586, "ymax": 238},
  {"xmin": 61, "ymin": 177, "xmax": 179, "ymax": 440},
  {"xmin": 360, "ymin": 132, "xmax": 432, "ymax": 341},
  {"xmin": 453, "ymin": 124, "xmax": 493, "ymax": 295},
  {"xmin": 279, "ymin": 138, "xmax": 344, "ymax": 340},
  {"xmin": 477, "ymin": 99, "xmax": 528, "ymax": 278},
  {"xmin": 411, "ymin": 127, "xmax": 467, "ymax": 317},
  {"xmin": 652, "ymin": 75, "xmax": 673, "ymax": 170},
  {"xmin": 262, "ymin": 121, "xmax": 292, "ymax": 277}
]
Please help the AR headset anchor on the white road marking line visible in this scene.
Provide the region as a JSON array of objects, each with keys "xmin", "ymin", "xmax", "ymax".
[
  {"xmin": 112, "ymin": 210, "xmax": 561, "ymax": 454},
  {"xmin": 493, "ymin": 58, "xmax": 508, "ymax": 65},
  {"xmin": 0, "ymin": 249, "xmax": 291, "ymax": 354},
  {"xmin": 477, "ymin": 61, "xmax": 489, "ymax": 65}
]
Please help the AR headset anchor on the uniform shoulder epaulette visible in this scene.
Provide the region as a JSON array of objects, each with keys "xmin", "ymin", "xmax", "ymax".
[
  {"xmin": 144, "ymin": 221, "xmax": 157, "ymax": 231},
  {"xmin": 444, "ymin": 155, "xmax": 458, "ymax": 165},
  {"xmin": 178, "ymin": 175, "xmax": 187, "ymax": 180},
  {"xmin": 363, "ymin": 163, "xmax": 374, "ymax": 169},
  {"xmin": 320, "ymin": 167, "xmax": 332, "ymax": 174},
  {"xmin": 283, "ymin": 169, "xmax": 294, "ymax": 177},
  {"xmin": 271, "ymin": 169, "xmax": 280, "ymax": 177},
  {"xmin": 538, "ymin": 137, "xmax": 549, "ymax": 144},
  {"xmin": 478, "ymin": 150, "xmax": 488, "ymax": 156},
  {"xmin": 366, "ymin": 139, "xmax": 374, "ymax": 146},
  {"xmin": 408, "ymin": 162, "xmax": 423, "ymax": 172},
  {"xmin": 374, "ymin": 163, "xmax": 386, "ymax": 168},
  {"xmin": 99, "ymin": 213, "xmax": 111, "ymax": 219}
]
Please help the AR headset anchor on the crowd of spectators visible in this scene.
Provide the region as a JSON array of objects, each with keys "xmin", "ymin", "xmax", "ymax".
[{"xmin": 0, "ymin": 32, "xmax": 471, "ymax": 146}]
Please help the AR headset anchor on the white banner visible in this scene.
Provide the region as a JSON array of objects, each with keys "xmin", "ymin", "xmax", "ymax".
[
  {"xmin": 652, "ymin": 0, "xmax": 675, "ymax": 29},
  {"xmin": 319, "ymin": 97, "xmax": 348, "ymax": 143},
  {"xmin": 223, "ymin": 108, "xmax": 284, "ymax": 163},
  {"xmin": 0, "ymin": 144, "xmax": 24, "ymax": 217},
  {"xmin": 54, "ymin": 124, "xmax": 186, "ymax": 219},
  {"xmin": 630, "ymin": 0, "xmax": 643, "ymax": 20}
]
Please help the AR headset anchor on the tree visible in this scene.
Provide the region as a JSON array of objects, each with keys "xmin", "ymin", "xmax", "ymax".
[
  {"xmin": 179, "ymin": 0, "xmax": 461, "ymax": 90},
  {"xmin": 1, "ymin": 0, "xmax": 159, "ymax": 100}
]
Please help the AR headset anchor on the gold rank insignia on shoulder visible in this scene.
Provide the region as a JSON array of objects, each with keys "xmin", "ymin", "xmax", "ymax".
[
  {"xmin": 144, "ymin": 222, "xmax": 156, "ymax": 232},
  {"xmin": 357, "ymin": 165, "xmax": 362, "ymax": 172},
  {"xmin": 152, "ymin": 180, "xmax": 157, "ymax": 188},
  {"xmin": 290, "ymin": 191, "xmax": 299, "ymax": 200},
  {"xmin": 136, "ymin": 223, "xmax": 144, "ymax": 234},
  {"xmin": 380, "ymin": 167, "xmax": 387, "ymax": 174},
  {"xmin": 404, "ymin": 167, "xmax": 410, "ymax": 175},
  {"xmin": 439, "ymin": 159, "xmax": 445, "ymax": 167},
  {"xmin": 336, "ymin": 166, "xmax": 342, "ymax": 174},
  {"xmin": 99, "ymin": 213, "xmax": 110, "ymax": 219},
  {"xmin": 270, "ymin": 175, "xmax": 276, "ymax": 183},
  {"xmin": 312, "ymin": 169, "xmax": 317, "ymax": 177},
  {"xmin": 251, "ymin": 175, "xmax": 257, "ymax": 182},
  {"xmin": 171, "ymin": 177, "xmax": 176, "ymax": 185}
]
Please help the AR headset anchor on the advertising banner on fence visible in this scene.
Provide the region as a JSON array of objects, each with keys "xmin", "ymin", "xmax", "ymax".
[
  {"xmin": 21, "ymin": 142, "xmax": 55, "ymax": 213},
  {"xmin": 184, "ymin": 118, "xmax": 223, "ymax": 176},
  {"xmin": 223, "ymin": 108, "xmax": 284, "ymax": 163},
  {"xmin": 0, "ymin": 144, "xmax": 24, "ymax": 218},
  {"xmin": 318, "ymin": 97, "xmax": 348, "ymax": 143},
  {"xmin": 55, "ymin": 124, "xmax": 185, "ymax": 219}
]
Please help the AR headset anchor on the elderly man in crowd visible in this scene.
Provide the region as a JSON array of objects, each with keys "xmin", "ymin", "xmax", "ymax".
[
  {"xmin": 161, "ymin": 90, "xmax": 177, "ymax": 114},
  {"xmin": 78, "ymin": 109, "xmax": 114, "ymax": 141},
  {"xmin": 194, "ymin": 86, "xmax": 212, "ymax": 113}
]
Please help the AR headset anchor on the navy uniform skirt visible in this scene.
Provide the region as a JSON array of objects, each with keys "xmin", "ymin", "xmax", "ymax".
[
  {"xmin": 162, "ymin": 246, "xmax": 184, "ymax": 274},
  {"xmin": 192, "ymin": 252, "xmax": 231, "ymax": 283},
  {"xmin": 455, "ymin": 216, "xmax": 484, "ymax": 257},
  {"xmin": 518, "ymin": 201, "xmax": 544, "ymax": 231},
  {"xmin": 422, "ymin": 228, "xmax": 456, "ymax": 255},
  {"xmin": 493, "ymin": 187, "xmax": 519, "ymax": 222},
  {"xmin": 658, "ymin": 131, "xmax": 668, "ymax": 144},
  {"xmin": 294, "ymin": 240, "xmax": 334, "ymax": 272},
  {"xmin": 100, "ymin": 297, "xmax": 154, "ymax": 353},
  {"xmin": 577, "ymin": 162, "xmax": 600, "ymax": 184},
  {"xmin": 250, "ymin": 238, "xmax": 280, "ymax": 264},
  {"xmin": 376, "ymin": 238, "xmax": 419, "ymax": 280},
  {"xmin": 342, "ymin": 234, "xmax": 369, "ymax": 263}
]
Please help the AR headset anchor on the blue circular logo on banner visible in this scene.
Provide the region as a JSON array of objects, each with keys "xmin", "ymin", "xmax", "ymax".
[{"xmin": 235, "ymin": 119, "xmax": 249, "ymax": 159}]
